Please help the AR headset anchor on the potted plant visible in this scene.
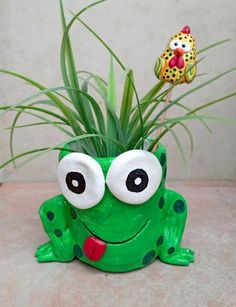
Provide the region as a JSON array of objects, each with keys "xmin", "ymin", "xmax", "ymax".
[{"xmin": 0, "ymin": 0, "xmax": 235, "ymax": 272}]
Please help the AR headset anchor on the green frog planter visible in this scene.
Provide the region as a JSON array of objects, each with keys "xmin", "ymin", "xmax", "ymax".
[{"xmin": 35, "ymin": 144, "xmax": 195, "ymax": 272}]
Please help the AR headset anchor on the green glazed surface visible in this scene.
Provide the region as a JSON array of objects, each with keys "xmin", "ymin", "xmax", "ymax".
[{"xmin": 35, "ymin": 144, "xmax": 195, "ymax": 272}]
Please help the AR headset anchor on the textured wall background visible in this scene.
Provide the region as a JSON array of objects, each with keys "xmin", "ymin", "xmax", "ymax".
[{"xmin": 0, "ymin": 0, "xmax": 235, "ymax": 182}]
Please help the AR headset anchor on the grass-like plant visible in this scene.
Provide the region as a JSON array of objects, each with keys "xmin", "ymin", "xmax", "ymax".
[{"xmin": 0, "ymin": 0, "xmax": 235, "ymax": 170}]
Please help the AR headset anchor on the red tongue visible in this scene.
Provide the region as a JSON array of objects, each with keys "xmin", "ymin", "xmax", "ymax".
[{"xmin": 83, "ymin": 236, "xmax": 107, "ymax": 261}]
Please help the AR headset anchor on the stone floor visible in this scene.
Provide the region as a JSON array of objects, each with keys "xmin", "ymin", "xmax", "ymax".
[{"xmin": 0, "ymin": 182, "xmax": 235, "ymax": 307}]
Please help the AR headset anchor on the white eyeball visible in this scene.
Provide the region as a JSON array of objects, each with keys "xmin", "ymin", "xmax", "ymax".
[
  {"xmin": 169, "ymin": 39, "xmax": 181, "ymax": 50},
  {"xmin": 181, "ymin": 42, "xmax": 191, "ymax": 52},
  {"xmin": 57, "ymin": 153, "xmax": 105, "ymax": 209},
  {"xmin": 106, "ymin": 150, "xmax": 162, "ymax": 205}
]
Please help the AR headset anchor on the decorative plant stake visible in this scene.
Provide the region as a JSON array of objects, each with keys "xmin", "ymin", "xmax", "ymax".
[
  {"xmin": 154, "ymin": 26, "xmax": 197, "ymax": 85},
  {"xmin": 0, "ymin": 1, "xmax": 235, "ymax": 273},
  {"xmin": 155, "ymin": 26, "xmax": 197, "ymax": 138}
]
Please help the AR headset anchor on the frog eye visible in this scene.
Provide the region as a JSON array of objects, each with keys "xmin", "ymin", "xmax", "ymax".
[
  {"xmin": 181, "ymin": 42, "xmax": 191, "ymax": 53},
  {"xmin": 169, "ymin": 39, "xmax": 181, "ymax": 50},
  {"xmin": 57, "ymin": 153, "xmax": 105, "ymax": 209},
  {"xmin": 106, "ymin": 150, "xmax": 162, "ymax": 205}
]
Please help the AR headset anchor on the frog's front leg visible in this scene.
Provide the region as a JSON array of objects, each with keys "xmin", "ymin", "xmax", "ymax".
[
  {"xmin": 35, "ymin": 195, "xmax": 75, "ymax": 262},
  {"xmin": 159, "ymin": 190, "xmax": 195, "ymax": 266}
]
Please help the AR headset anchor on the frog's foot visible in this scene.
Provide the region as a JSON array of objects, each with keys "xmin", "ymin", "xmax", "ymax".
[
  {"xmin": 35, "ymin": 241, "xmax": 74, "ymax": 263},
  {"xmin": 35, "ymin": 242, "xmax": 58, "ymax": 262},
  {"xmin": 158, "ymin": 189, "xmax": 195, "ymax": 266},
  {"xmin": 38, "ymin": 195, "xmax": 76, "ymax": 263},
  {"xmin": 159, "ymin": 247, "xmax": 195, "ymax": 266},
  {"xmin": 35, "ymin": 242, "xmax": 51, "ymax": 257}
]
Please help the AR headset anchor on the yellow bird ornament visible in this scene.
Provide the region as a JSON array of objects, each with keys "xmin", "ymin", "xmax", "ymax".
[{"xmin": 155, "ymin": 26, "xmax": 197, "ymax": 84}]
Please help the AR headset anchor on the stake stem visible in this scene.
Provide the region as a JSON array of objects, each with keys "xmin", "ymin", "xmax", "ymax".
[{"xmin": 153, "ymin": 85, "xmax": 172, "ymax": 151}]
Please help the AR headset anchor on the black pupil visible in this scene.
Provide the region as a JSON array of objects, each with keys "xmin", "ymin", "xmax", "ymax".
[
  {"xmin": 174, "ymin": 42, "xmax": 178, "ymax": 46},
  {"xmin": 182, "ymin": 44, "xmax": 186, "ymax": 48},
  {"xmin": 126, "ymin": 169, "xmax": 149, "ymax": 193},
  {"xmin": 66, "ymin": 172, "xmax": 86, "ymax": 194}
]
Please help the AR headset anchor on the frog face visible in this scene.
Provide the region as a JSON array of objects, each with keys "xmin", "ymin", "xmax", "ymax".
[{"xmin": 57, "ymin": 148, "xmax": 166, "ymax": 271}]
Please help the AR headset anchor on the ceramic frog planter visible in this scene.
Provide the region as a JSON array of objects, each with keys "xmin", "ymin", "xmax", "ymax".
[{"xmin": 35, "ymin": 144, "xmax": 195, "ymax": 272}]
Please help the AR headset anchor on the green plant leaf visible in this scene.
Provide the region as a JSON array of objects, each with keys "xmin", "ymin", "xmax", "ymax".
[
  {"xmin": 78, "ymin": 76, "xmax": 107, "ymax": 102},
  {"xmin": 3, "ymin": 105, "xmax": 74, "ymax": 167},
  {"xmin": 60, "ymin": 0, "xmax": 107, "ymax": 124},
  {"xmin": 128, "ymin": 85, "xmax": 168, "ymax": 140},
  {"xmin": 148, "ymin": 92, "xmax": 236, "ymax": 149},
  {"xmin": 28, "ymin": 99, "xmax": 83, "ymax": 124},
  {"xmin": 197, "ymin": 39, "xmax": 231, "ymax": 55},
  {"xmin": 162, "ymin": 124, "xmax": 187, "ymax": 168},
  {"xmin": 6, "ymin": 121, "xmax": 67, "ymax": 129},
  {"xmin": 19, "ymin": 86, "xmax": 76, "ymax": 107},
  {"xmin": 78, "ymin": 71, "xmax": 108, "ymax": 97},
  {"xmin": 127, "ymin": 86, "xmax": 174, "ymax": 149},
  {"xmin": 137, "ymin": 58, "xmax": 203, "ymax": 132},
  {"xmin": 1, "ymin": 103, "xmax": 73, "ymax": 163},
  {"xmin": 60, "ymin": 0, "xmax": 82, "ymax": 108},
  {"xmin": 60, "ymin": 1, "xmax": 111, "ymax": 156},
  {"xmin": 178, "ymin": 122, "xmax": 194, "ymax": 156},
  {"xmin": 64, "ymin": 84, "xmax": 124, "ymax": 153},
  {"xmin": 131, "ymin": 87, "xmax": 169, "ymax": 114},
  {"xmin": 0, "ymin": 86, "xmax": 73, "ymax": 117},
  {"xmin": 0, "ymin": 133, "xmax": 127, "ymax": 170},
  {"xmin": 81, "ymin": 81, "xmax": 107, "ymax": 156},
  {"xmin": 0, "ymin": 69, "xmax": 83, "ymax": 134},
  {"xmin": 74, "ymin": 15, "xmax": 144, "ymax": 148},
  {"xmin": 8, "ymin": 108, "xmax": 73, "ymax": 136},
  {"xmin": 60, "ymin": 0, "xmax": 108, "ymax": 157},
  {"xmin": 0, "ymin": 104, "xmax": 70, "ymax": 123},
  {"xmin": 120, "ymin": 70, "xmax": 134, "ymax": 138},
  {"xmin": 76, "ymin": 16, "xmax": 125, "ymax": 70},
  {"xmin": 0, "ymin": 69, "xmax": 96, "ymax": 155},
  {"xmin": 107, "ymin": 56, "xmax": 117, "ymax": 110},
  {"xmin": 106, "ymin": 56, "xmax": 117, "ymax": 155},
  {"xmin": 187, "ymin": 92, "xmax": 236, "ymax": 115},
  {"xmin": 140, "ymin": 81, "xmax": 165, "ymax": 104},
  {"xmin": 145, "ymin": 68, "xmax": 236, "ymax": 138},
  {"xmin": 7, "ymin": 103, "xmax": 68, "ymax": 168},
  {"xmin": 175, "ymin": 101, "xmax": 213, "ymax": 134},
  {"xmin": 146, "ymin": 114, "xmax": 236, "ymax": 151},
  {"xmin": 81, "ymin": 78, "xmax": 101, "ymax": 148},
  {"xmin": 132, "ymin": 53, "xmax": 204, "ymax": 121}
]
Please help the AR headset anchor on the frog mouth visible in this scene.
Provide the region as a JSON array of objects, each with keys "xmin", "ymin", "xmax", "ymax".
[{"xmin": 83, "ymin": 219, "xmax": 151, "ymax": 245}]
